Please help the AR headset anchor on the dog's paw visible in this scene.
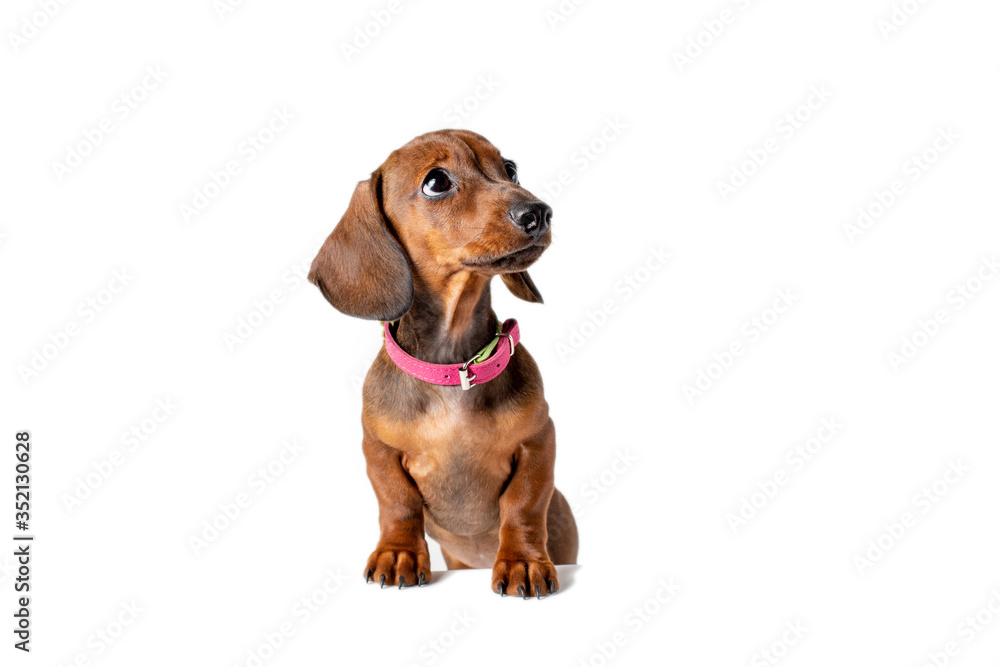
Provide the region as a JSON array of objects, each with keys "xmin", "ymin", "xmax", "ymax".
[
  {"xmin": 364, "ymin": 546, "xmax": 431, "ymax": 589},
  {"xmin": 492, "ymin": 557, "xmax": 558, "ymax": 599}
]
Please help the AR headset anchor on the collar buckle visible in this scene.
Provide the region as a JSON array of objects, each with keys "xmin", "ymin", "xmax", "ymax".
[
  {"xmin": 458, "ymin": 364, "xmax": 476, "ymax": 391},
  {"xmin": 458, "ymin": 351, "xmax": 481, "ymax": 390},
  {"xmin": 458, "ymin": 331, "xmax": 516, "ymax": 391}
]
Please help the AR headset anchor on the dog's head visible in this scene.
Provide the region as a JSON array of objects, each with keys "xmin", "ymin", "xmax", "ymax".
[{"xmin": 309, "ymin": 130, "xmax": 551, "ymax": 321}]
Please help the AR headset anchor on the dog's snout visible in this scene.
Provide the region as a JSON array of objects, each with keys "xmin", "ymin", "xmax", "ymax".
[{"xmin": 509, "ymin": 201, "xmax": 552, "ymax": 240}]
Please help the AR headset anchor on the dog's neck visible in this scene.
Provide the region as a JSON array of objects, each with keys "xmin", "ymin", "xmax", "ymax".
[{"xmin": 394, "ymin": 270, "xmax": 498, "ymax": 364}]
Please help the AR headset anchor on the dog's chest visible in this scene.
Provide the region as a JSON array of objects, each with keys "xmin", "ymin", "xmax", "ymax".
[
  {"xmin": 388, "ymin": 393, "xmax": 516, "ymax": 533},
  {"xmin": 396, "ymin": 392, "xmax": 509, "ymax": 463}
]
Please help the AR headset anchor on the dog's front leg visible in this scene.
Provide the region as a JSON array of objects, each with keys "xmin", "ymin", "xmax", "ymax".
[
  {"xmin": 362, "ymin": 431, "xmax": 431, "ymax": 588},
  {"xmin": 492, "ymin": 420, "xmax": 559, "ymax": 599}
]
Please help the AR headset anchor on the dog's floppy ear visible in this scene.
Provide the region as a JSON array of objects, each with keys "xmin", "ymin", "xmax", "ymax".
[
  {"xmin": 501, "ymin": 271, "xmax": 543, "ymax": 304},
  {"xmin": 309, "ymin": 171, "xmax": 413, "ymax": 320}
]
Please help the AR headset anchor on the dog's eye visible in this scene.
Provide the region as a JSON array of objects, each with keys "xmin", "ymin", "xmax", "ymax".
[
  {"xmin": 504, "ymin": 160, "xmax": 519, "ymax": 184},
  {"xmin": 422, "ymin": 169, "xmax": 453, "ymax": 197}
]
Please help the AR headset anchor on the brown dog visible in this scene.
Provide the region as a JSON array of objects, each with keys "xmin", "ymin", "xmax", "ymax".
[{"xmin": 309, "ymin": 129, "xmax": 578, "ymax": 598}]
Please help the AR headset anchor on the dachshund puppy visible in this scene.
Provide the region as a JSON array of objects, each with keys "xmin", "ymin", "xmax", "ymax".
[{"xmin": 309, "ymin": 129, "xmax": 578, "ymax": 598}]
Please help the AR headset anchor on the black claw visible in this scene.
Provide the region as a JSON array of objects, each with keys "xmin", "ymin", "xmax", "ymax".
[
  {"xmin": 498, "ymin": 582, "xmax": 507, "ymax": 597},
  {"xmin": 418, "ymin": 573, "xmax": 426, "ymax": 587},
  {"xmin": 518, "ymin": 585, "xmax": 526, "ymax": 599},
  {"xmin": 548, "ymin": 579, "xmax": 556, "ymax": 594},
  {"xmin": 365, "ymin": 569, "xmax": 373, "ymax": 584},
  {"xmin": 535, "ymin": 585, "xmax": 542, "ymax": 599},
  {"xmin": 399, "ymin": 577, "xmax": 405, "ymax": 589},
  {"xmin": 379, "ymin": 574, "xmax": 386, "ymax": 589}
]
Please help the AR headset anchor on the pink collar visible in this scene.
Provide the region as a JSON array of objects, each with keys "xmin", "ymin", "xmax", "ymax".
[{"xmin": 383, "ymin": 319, "xmax": 520, "ymax": 390}]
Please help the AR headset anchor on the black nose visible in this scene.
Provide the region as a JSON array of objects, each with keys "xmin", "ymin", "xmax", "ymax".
[{"xmin": 509, "ymin": 200, "xmax": 552, "ymax": 239}]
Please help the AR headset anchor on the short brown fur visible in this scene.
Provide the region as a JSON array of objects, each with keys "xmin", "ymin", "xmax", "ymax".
[{"xmin": 310, "ymin": 130, "xmax": 578, "ymax": 598}]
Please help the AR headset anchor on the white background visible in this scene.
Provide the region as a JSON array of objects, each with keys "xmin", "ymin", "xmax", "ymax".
[{"xmin": 2, "ymin": 0, "xmax": 999, "ymax": 665}]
